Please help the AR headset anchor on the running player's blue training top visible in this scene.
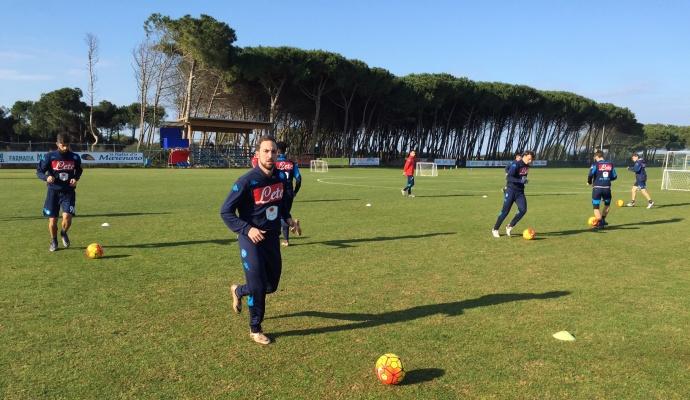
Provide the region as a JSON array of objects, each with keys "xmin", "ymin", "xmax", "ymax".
[
  {"xmin": 36, "ymin": 150, "xmax": 83, "ymax": 191},
  {"xmin": 628, "ymin": 158, "xmax": 647, "ymax": 179},
  {"xmin": 220, "ymin": 166, "xmax": 292, "ymax": 235},
  {"xmin": 588, "ymin": 160, "xmax": 617, "ymax": 187},
  {"xmin": 275, "ymin": 154, "xmax": 302, "ymax": 195},
  {"xmin": 506, "ymin": 160, "xmax": 530, "ymax": 191}
]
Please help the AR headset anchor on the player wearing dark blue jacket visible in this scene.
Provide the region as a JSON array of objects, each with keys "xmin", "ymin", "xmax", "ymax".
[
  {"xmin": 36, "ymin": 133, "xmax": 83, "ymax": 252},
  {"xmin": 221, "ymin": 136, "xmax": 301, "ymax": 345},
  {"xmin": 276, "ymin": 141, "xmax": 302, "ymax": 246},
  {"xmin": 587, "ymin": 151, "xmax": 617, "ymax": 228},
  {"xmin": 502, "ymin": 151, "xmax": 522, "ymax": 194},
  {"xmin": 626, "ymin": 153, "xmax": 654, "ymax": 208},
  {"xmin": 492, "ymin": 151, "xmax": 534, "ymax": 238}
]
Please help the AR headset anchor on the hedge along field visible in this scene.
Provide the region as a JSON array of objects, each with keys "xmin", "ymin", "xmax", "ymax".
[{"xmin": 1, "ymin": 167, "xmax": 689, "ymax": 399}]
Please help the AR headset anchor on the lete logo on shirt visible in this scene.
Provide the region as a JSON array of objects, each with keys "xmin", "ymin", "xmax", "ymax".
[
  {"xmin": 597, "ymin": 163, "xmax": 613, "ymax": 171},
  {"xmin": 253, "ymin": 183, "xmax": 284, "ymax": 205},
  {"xmin": 51, "ymin": 160, "xmax": 76, "ymax": 170}
]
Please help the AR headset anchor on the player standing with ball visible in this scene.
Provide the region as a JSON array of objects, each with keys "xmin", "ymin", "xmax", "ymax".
[{"xmin": 220, "ymin": 136, "xmax": 300, "ymax": 345}]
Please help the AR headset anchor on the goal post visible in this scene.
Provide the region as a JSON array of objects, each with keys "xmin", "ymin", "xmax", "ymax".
[
  {"xmin": 310, "ymin": 159, "xmax": 328, "ymax": 173},
  {"xmin": 415, "ymin": 162, "xmax": 438, "ymax": 176},
  {"xmin": 661, "ymin": 151, "xmax": 690, "ymax": 191}
]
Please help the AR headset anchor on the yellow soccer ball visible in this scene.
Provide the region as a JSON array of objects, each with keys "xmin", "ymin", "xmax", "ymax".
[
  {"xmin": 616, "ymin": 199, "xmax": 624, "ymax": 207},
  {"xmin": 522, "ymin": 228, "xmax": 536, "ymax": 240},
  {"xmin": 85, "ymin": 243, "xmax": 104, "ymax": 259},
  {"xmin": 375, "ymin": 353, "xmax": 405, "ymax": 385},
  {"xmin": 587, "ymin": 216, "xmax": 599, "ymax": 228}
]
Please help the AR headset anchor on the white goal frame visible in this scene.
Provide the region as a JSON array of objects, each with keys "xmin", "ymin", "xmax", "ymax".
[
  {"xmin": 415, "ymin": 162, "xmax": 438, "ymax": 177},
  {"xmin": 661, "ymin": 151, "xmax": 690, "ymax": 191},
  {"xmin": 310, "ymin": 159, "xmax": 328, "ymax": 173}
]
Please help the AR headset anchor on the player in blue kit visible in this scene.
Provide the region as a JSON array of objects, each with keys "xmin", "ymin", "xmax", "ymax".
[
  {"xmin": 587, "ymin": 150, "xmax": 617, "ymax": 228},
  {"xmin": 36, "ymin": 133, "xmax": 83, "ymax": 252},
  {"xmin": 626, "ymin": 153, "xmax": 654, "ymax": 208},
  {"xmin": 492, "ymin": 150, "xmax": 535, "ymax": 238},
  {"xmin": 220, "ymin": 136, "xmax": 301, "ymax": 345},
  {"xmin": 275, "ymin": 141, "xmax": 302, "ymax": 247},
  {"xmin": 502, "ymin": 151, "xmax": 522, "ymax": 194}
]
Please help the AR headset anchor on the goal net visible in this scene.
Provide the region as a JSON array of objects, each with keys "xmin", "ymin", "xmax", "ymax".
[
  {"xmin": 310, "ymin": 159, "xmax": 328, "ymax": 173},
  {"xmin": 415, "ymin": 162, "xmax": 438, "ymax": 177},
  {"xmin": 661, "ymin": 151, "xmax": 690, "ymax": 191}
]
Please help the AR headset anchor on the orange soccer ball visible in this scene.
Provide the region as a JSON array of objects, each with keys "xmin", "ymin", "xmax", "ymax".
[
  {"xmin": 375, "ymin": 353, "xmax": 405, "ymax": 385},
  {"xmin": 616, "ymin": 199, "xmax": 624, "ymax": 207},
  {"xmin": 85, "ymin": 243, "xmax": 104, "ymax": 259},
  {"xmin": 522, "ymin": 228, "xmax": 536, "ymax": 240},
  {"xmin": 587, "ymin": 216, "xmax": 599, "ymax": 228}
]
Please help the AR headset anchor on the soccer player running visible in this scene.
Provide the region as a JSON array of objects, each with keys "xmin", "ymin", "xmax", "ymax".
[
  {"xmin": 36, "ymin": 133, "xmax": 83, "ymax": 252},
  {"xmin": 221, "ymin": 136, "xmax": 301, "ymax": 345},
  {"xmin": 275, "ymin": 141, "xmax": 302, "ymax": 246},
  {"xmin": 626, "ymin": 153, "xmax": 654, "ymax": 208},
  {"xmin": 503, "ymin": 150, "xmax": 522, "ymax": 194},
  {"xmin": 401, "ymin": 150, "xmax": 416, "ymax": 197},
  {"xmin": 587, "ymin": 150, "xmax": 618, "ymax": 228},
  {"xmin": 492, "ymin": 150, "xmax": 534, "ymax": 238}
]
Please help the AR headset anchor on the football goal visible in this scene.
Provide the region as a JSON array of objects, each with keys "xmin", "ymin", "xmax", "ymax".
[
  {"xmin": 310, "ymin": 159, "xmax": 328, "ymax": 173},
  {"xmin": 415, "ymin": 162, "xmax": 438, "ymax": 176},
  {"xmin": 661, "ymin": 151, "xmax": 690, "ymax": 191}
]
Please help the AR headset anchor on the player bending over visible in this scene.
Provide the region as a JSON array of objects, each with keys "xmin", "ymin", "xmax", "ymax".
[
  {"xmin": 587, "ymin": 151, "xmax": 617, "ymax": 228},
  {"xmin": 492, "ymin": 150, "xmax": 534, "ymax": 238},
  {"xmin": 627, "ymin": 153, "xmax": 654, "ymax": 208},
  {"xmin": 36, "ymin": 133, "xmax": 83, "ymax": 252}
]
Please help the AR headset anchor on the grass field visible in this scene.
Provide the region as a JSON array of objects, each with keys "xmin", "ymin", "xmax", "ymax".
[{"xmin": 1, "ymin": 166, "xmax": 689, "ymax": 399}]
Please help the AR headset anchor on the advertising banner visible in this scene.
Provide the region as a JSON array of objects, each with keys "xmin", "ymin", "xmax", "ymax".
[
  {"xmin": 349, "ymin": 157, "xmax": 380, "ymax": 166},
  {"xmin": 0, "ymin": 152, "xmax": 144, "ymax": 164}
]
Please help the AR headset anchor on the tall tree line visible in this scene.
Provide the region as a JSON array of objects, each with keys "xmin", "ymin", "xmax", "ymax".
[{"xmin": 139, "ymin": 14, "xmax": 656, "ymax": 161}]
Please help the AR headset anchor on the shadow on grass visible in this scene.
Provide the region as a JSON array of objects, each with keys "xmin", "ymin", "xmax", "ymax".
[
  {"xmin": 107, "ymin": 239, "xmax": 232, "ymax": 249},
  {"xmin": 540, "ymin": 218, "xmax": 684, "ymax": 237},
  {"xmin": 291, "ymin": 232, "xmax": 455, "ymax": 249},
  {"xmin": 270, "ymin": 291, "xmax": 570, "ymax": 338},
  {"xmin": 297, "ymin": 198, "xmax": 361, "ymax": 203},
  {"xmin": 402, "ymin": 368, "xmax": 445, "ymax": 385},
  {"xmin": 653, "ymin": 202, "xmax": 690, "ymax": 209},
  {"xmin": 1, "ymin": 211, "xmax": 171, "ymax": 221},
  {"xmin": 98, "ymin": 254, "xmax": 131, "ymax": 259}
]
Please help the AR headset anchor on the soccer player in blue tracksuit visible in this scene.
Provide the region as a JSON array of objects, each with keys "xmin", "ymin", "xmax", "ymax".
[
  {"xmin": 36, "ymin": 133, "xmax": 83, "ymax": 252},
  {"xmin": 502, "ymin": 151, "xmax": 522, "ymax": 194},
  {"xmin": 587, "ymin": 151, "xmax": 618, "ymax": 228},
  {"xmin": 627, "ymin": 153, "xmax": 654, "ymax": 208},
  {"xmin": 220, "ymin": 136, "xmax": 301, "ymax": 345},
  {"xmin": 492, "ymin": 150, "xmax": 535, "ymax": 238},
  {"xmin": 275, "ymin": 141, "xmax": 302, "ymax": 246}
]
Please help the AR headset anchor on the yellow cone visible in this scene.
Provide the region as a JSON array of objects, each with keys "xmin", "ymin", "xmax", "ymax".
[{"xmin": 552, "ymin": 331, "xmax": 575, "ymax": 341}]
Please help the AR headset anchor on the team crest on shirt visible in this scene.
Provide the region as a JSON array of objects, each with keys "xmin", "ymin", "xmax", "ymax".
[
  {"xmin": 266, "ymin": 205, "xmax": 279, "ymax": 221},
  {"xmin": 253, "ymin": 183, "xmax": 284, "ymax": 205}
]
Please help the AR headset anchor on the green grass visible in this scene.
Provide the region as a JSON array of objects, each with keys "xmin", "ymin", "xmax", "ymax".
[{"xmin": 1, "ymin": 166, "xmax": 689, "ymax": 399}]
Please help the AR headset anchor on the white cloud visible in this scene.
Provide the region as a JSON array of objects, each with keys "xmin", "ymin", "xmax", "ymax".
[
  {"xmin": 0, "ymin": 69, "xmax": 52, "ymax": 81},
  {"xmin": 0, "ymin": 50, "xmax": 36, "ymax": 61}
]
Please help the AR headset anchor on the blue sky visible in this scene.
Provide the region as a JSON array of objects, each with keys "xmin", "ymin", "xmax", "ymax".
[{"xmin": 1, "ymin": 0, "xmax": 689, "ymax": 124}]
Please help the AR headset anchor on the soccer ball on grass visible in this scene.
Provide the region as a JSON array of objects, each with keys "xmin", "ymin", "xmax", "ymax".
[
  {"xmin": 522, "ymin": 228, "xmax": 536, "ymax": 240},
  {"xmin": 375, "ymin": 353, "xmax": 405, "ymax": 385},
  {"xmin": 85, "ymin": 243, "xmax": 104, "ymax": 259}
]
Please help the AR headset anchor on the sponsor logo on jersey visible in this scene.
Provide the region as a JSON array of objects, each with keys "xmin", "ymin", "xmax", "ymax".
[
  {"xmin": 597, "ymin": 163, "xmax": 613, "ymax": 172},
  {"xmin": 275, "ymin": 161, "xmax": 294, "ymax": 171},
  {"xmin": 519, "ymin": 166, "xmax": 529, "ymax": 175},
  {"xmin": 51, "ymin": 160, "xmax": 76, "ymax": 171},
  {"xmin": 253, "ymin": 183, "xmax": 284, "ymax": 205}
]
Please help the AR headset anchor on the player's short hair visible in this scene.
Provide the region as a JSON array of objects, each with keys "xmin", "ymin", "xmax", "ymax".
[
  {"xmin": 56, "ymin": 133, "xmax": 71, "ymax": 144},
  {"xmin": 594, "ymin": 150, "xmax": 604, "ymax": 158},
  {"xmin": 255, "ymin": 136, "xmax": 277, "ymax": 151},
  {"xmin": 277, "ymin": 141, "xmax": 288, "ymax": 153},
  {"xmin": 514, "ymin": 150, "xmax": 523, "ymax": 157},
  {"xmin": 522, "ymin": 150, "xmax": 535, "ymax": 158}
]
